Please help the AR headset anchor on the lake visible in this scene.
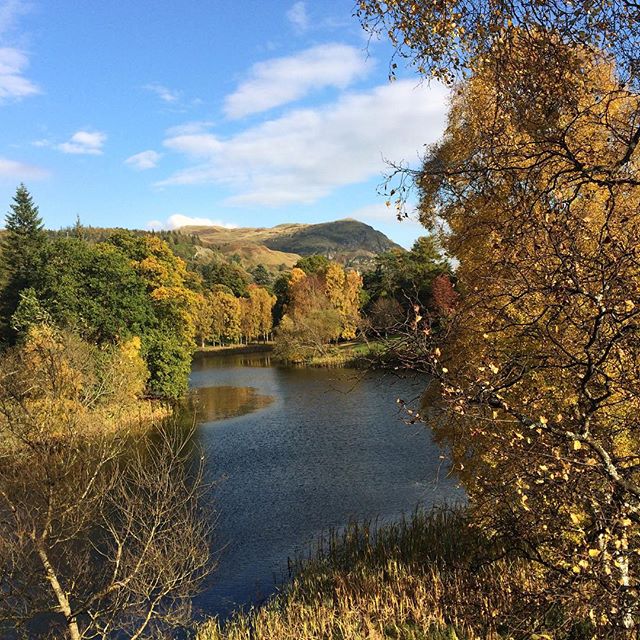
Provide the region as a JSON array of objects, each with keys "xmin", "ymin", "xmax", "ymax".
[{"xmin": 189, "ymin": 350, "xmax": 463, "ymax": 620}]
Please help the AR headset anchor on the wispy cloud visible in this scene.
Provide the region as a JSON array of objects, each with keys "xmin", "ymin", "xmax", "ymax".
[
  {"xmin": 0, "ymin": 0, "xmax": 40, "ymax": 104},
  {"xmin": 0, "ymin": 47, "xmax": 39, "ymax": 101},
  {"xmin": 144, "ymin": 82, "xmax": 180, "ymax": 103},
  {"xmin": 286, "ymin": 1, "xmax": 308, "ymax": 33},
  {"xmin": 58, "ymin": 130, "xmax": 106, "ymax": 155},
  {"xmin": 0, "ymin": 155, "xmax": 48, "ymax": 180},
  {"xmin": 159, "ymin": 79, "xmax": 448, "ymax": 206},
  {"xmin": 348, "ymin": 202, "xmax": 422, "ymax": 224},
  {"xmin": 165, "ymin": 121, "xmax": 215, "ymax": 137},
  {"xmin": 146, "ymin": 214, "xmax": 238, "ymax": 230},
  {"xmin": 0, "ymin": 0, "xmax": 28, "ymax": 36},
  {"xmin": 125, "ymin": 150, "xmax": 161, "ymax": 171},
  {"xmin": 223, "ymin": 43, "xmax": 370, "ymax": 119}
]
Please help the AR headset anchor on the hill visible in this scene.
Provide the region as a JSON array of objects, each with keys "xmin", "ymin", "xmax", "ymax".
[{"xmin": 183, "ymin": 219, "xmax": 403, "ymax": 269}]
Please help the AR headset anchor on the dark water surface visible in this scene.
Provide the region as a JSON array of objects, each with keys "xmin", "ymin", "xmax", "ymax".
[{"xmin": 189, "ymin": 351, "xmax": 463, "ymax": 619}]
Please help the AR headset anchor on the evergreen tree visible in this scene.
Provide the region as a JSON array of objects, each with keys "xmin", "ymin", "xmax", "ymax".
[{"xmin": 0, "ymin": 184, "xmax": 46, "ymax": 342}]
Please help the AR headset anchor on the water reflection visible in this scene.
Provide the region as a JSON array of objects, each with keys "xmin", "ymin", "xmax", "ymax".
[{"xmin": 193, "ymin": 385, "xmax": 274, "ymax": 422}]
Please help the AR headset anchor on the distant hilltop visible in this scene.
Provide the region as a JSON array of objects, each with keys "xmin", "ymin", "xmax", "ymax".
[{"xmin": 183, "ymin": 219, "xmax": 404, "ymax": 269}]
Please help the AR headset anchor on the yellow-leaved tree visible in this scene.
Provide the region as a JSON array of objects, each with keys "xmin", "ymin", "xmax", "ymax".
[
  {"xmin": 359, "ymin": 1, "xmax": 640, "ymax": 634},
  {"xmin": 275, "ymin": 262, "xmax": 362, "ymax": 360}
]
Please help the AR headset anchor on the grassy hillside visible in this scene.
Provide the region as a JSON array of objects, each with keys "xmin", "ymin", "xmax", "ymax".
[
  {"xmin": 263, "ymin": 219, "xmax": 401, "ymax": 263},
  {"xmin": 184, "ymin": 219, "xmax": 403, "ymax": 269}
]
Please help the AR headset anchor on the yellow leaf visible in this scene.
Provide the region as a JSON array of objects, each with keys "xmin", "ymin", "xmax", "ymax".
[
  {"xmin": 588, "ymin": 549, "xmax": 601, "ymax": 558},
  {"xmin": 573, "ymin": 440, "xmax": 582, "ymax": 450}
]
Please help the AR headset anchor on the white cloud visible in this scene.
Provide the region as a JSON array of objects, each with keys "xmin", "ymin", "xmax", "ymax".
[
  {"xmin": 144, "ymin": 82, "xmax": 180, "ymax": 103},
  {"xmin": 164, "ymin": 133, "xmax": 222, "ymax": 158},
  {"xmin": 349, "ymin": 202, "xmax": 421, "ymax": 225},
  {"xmin": 223, "ymin": 43, "xmax": 370, "ymax": 119},
  {"xmin": 286, "ymin": 2, "xmax": 308, "ymax": 33},
  {"xmin": 165, "ymin": 121, "xmax": 215, "ymax": 137},
  {"xmin": 158, "ymin": 79, "xmax": 449, "ymax": 206},
  {"xmin": 58, "ymin": 130, "xmax": 106, "ymax": 155},
  {"xmin": 0, "ymin": 156, "xmax": 48, "ymax": 179},
  {"xmin": 0, "ymin": 46, "xmax": 39, "ymax": 102},
  {"xmin": 146, "ymin": 214, "xmax": 238, "ymax": 230},
  {"xmin": 125, "ymin": 150, "xmax": 161, "ymax": 171}
]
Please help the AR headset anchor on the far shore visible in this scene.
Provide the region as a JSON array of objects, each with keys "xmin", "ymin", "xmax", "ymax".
[{"xmin": 194, "ymin": 343, "xmax": 275, "ymax": 356}]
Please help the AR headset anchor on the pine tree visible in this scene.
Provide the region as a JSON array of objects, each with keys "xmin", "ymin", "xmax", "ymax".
[{"xmin": 0, "ymin": 184, "xmax": 46, "ymax": 342}]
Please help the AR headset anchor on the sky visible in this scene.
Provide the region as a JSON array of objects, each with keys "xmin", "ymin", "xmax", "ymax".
[{"xmin": 0, "ymin": 0, "xmax": 449, "ymax": 248}]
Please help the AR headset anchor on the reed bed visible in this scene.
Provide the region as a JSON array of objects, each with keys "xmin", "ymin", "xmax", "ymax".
[{"xmin": 196, "ymin": 508, "xmax": 541, "ymax": 640}]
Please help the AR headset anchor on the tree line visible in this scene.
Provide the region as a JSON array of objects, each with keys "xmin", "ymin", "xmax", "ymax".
[
  {"xmin": 0, "ymin": 185, "xmax": 456, "ymax": 391},
  {"xmin": 0, "ymin": 186, "xmax": 281, "ymax": 399}
]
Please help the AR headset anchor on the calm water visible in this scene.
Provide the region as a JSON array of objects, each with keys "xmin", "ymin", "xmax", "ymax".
[{"xmin": 189, "ymin": 351, "xmax": 463, "ymax": 619}]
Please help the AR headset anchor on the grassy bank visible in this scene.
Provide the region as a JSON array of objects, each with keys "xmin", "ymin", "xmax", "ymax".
[
  {"xmin": 194, "ymin": 343, "xmax": 275, "ymax": 356},
  {"xmin": 295, "ymin": 340, "xmax": 385, "ymax": 368},
  {"xmin": 196, "ymin": 508, "xmax": 544, "ymax": 640}
]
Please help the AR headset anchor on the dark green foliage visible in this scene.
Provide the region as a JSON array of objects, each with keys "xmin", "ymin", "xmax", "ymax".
[
  {"xmin": 197, "ymin": 259, "xmax": 250, "ymax": 296},
  {"xmin": 31, "ymin": 238, "xmax": 154, "ymax": 343},
  {"xmin": 0, "ymin": 184, "xmax": 46, "ymax": 343},
  {"xmin": 294, "ymin": 254, "xmax": 330, "ymax": 275},
  {"xmin": 363, "ymin": 236, "xmax": 450, "ymax": 313},
  {"xmin": 155, "ymin": 229, "xmax": 202, "ymax": 261},
  {"xmin": 272, "ymin": 272, "xmax": 291, "ymax": 325},
  {"xmin": 143, "ymin": 329, "xmax": 193, "ymax": 399},
  {"xmin": 0, "ymin": 204, "xmax": 199, "ymax": 399},
  {"xmin": 250, "ymin": 263, "xmax": 272, "ymax": 286}
]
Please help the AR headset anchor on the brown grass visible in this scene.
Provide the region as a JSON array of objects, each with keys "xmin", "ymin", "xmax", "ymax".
[{"xmin": 196, "ymin": 509, "xmax": 550, "ymax": 640}]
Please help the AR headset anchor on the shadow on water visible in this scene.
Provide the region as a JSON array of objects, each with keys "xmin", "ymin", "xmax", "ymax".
[{"xmin": 187, "ymin": 350, "xmax": 465, "ymax": 621}]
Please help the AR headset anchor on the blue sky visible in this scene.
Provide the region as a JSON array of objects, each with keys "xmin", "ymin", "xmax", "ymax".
[{"xmin": 0, "ymin": 0, "xmax": 448, "ymax": 247}]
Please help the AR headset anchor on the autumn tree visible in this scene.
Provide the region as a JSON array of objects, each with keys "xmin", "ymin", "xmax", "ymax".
[
  {"xmin": 360, "ymin": 0, "xmax": 640, "ymax": 634},
  {"xmin": 108, "ymin": 231, "xmax": 200, "ymax": 398},
  {"xmin": 209, "ymin": 288, "xmax": 241, "ymax": 346},
  {"xmin": 275, "ymin": 264, "xmax": 362, "ymax": 360},
  {"xmin": 430, "ymin": 273, "xmax": 458, "ymax": 318},
  {"xmin": 192, "ymin": 292, "xmax": 213, "ymax": 348},
  {"xmin": 239, "ymin": 296, "xmax": 258, "ymax": 344},
  {"xmin": 0, "ymin": 326, "xmax": 212, "ymax": 639},
  {"xmin": 246, "ymin": 285, "xmax": 275, "ymax": 342}
]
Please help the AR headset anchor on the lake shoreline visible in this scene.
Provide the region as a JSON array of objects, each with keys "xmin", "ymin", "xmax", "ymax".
[{"xmin": 194, "ymin": 343, "xmax": 274, "ymax": 356}]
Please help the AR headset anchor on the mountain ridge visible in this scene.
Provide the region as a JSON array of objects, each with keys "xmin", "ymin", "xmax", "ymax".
[{"xmin": 183, "ymin": 218, "xmax": 403, "ymax": 269}]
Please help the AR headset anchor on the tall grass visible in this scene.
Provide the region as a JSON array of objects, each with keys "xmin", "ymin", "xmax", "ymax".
[{"xmin": 196, "ymin": 508, "xmax": 542, "ymax": 640}]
